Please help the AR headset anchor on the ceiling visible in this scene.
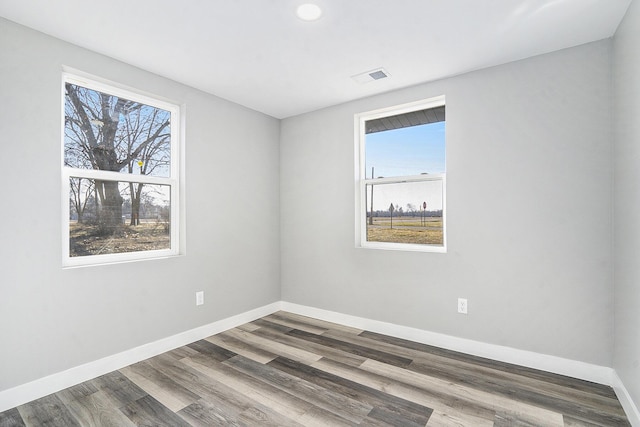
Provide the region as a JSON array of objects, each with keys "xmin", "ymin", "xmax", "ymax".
[{"xmin": 0, "ymin": 0, "xmax": 632, "ymax": 119}]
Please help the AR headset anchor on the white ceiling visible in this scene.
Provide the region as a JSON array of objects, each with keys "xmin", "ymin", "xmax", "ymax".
[{"xmin": 0, "ymin": 0, "xmax": 632, "ymax": 119}]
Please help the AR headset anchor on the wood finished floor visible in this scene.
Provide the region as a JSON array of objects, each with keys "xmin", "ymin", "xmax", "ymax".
[{"xmin": 0, "ymin": 311, "xmax": 630, "ymax": 426}]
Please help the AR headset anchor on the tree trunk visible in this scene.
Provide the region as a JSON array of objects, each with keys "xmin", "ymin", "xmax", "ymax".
[
  {"xmin": 130, "ymin": 201, "xmax": 139, "ymax": 226},
  {"xmin": 129, "ymin": 182, "xmax": 143, "ymax": 226},
  {"xmin": 97, "ymin": 180, "xmax": 123, "ymax": 235}
]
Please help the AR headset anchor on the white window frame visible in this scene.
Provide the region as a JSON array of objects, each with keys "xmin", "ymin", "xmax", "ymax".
[
  {"xmin": 354, "ymin": 96, "xmax": 447, "ymax": 253},
  {"xmin": 61, "ymin": 72, "xmax": 182, "ymax": 267}
]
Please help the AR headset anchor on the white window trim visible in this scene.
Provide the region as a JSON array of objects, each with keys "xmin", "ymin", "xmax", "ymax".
[
  {"xmin": 354, "ymin": 95, "xmax": 447, "ymax": 253},
  {"xmin": 61, "ymin": 72, "xmax": 182, "ymax": 268}
]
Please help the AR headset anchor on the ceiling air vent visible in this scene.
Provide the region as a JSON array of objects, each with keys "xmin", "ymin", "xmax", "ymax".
[{"xmin": 351, "ymin": 68, "xmax": 390, "ymax": 84}]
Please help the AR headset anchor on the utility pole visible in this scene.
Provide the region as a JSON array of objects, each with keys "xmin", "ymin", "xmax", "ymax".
[{"xmin": 422, "ymin": 201, "xmax": 427, "ymax": 226}]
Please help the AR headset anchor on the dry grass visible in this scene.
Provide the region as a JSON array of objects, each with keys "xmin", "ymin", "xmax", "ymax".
[
  {"xmin": 367, "ymin": 227, "xmax": 443, "ymax": 245},
  {"xmin": 69, "ymin": 222, "xmax": 170, "ymax": 257},
  {"xmin": 371, "ymin": 217, "xmax": 443, "ymax": 228},
  {"xmin": 367, "ymin": 216, "xmax": 443, "ymax": 245}
]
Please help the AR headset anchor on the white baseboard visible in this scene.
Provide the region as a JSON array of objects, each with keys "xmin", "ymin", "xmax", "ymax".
[
  {"xmin": 613, "ymin": 372, "xmax": 640, "ymax": 426},
  {"xmin": 280, "ymin": 302, "xmax": 615, "ymax": 386},
  {"xmin": 0, "ymin": 302, "xmax": 282, "ymax": 413}
]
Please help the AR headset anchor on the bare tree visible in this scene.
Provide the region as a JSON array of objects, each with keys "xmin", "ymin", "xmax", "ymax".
[
  {"xmin": 406, "ymin": 203, "xmax": 416, "ymax": 214},
  {"xmin": 64, "ymin": 83, "xmax": 170, "ymax": 234},
  {"xmin": 69, "ymin": 178, "xmax": 94, "ymax": 223},
  {"xmin": 122, "ymin": 108, "xmax": 170, "ymax": 226}
]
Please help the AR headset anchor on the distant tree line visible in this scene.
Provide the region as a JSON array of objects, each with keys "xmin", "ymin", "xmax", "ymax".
[
  {"xmin": 70, "ymin": 191, "xmax": 169, "ymax": 225},
  {"xmin": 368, "ymin": 209, "xmax": 443, "ymax": 218}
]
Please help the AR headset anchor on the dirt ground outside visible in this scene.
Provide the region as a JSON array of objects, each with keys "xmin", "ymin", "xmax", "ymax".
[{"xmin": 69, "ymin": 221, "xmax": 170, "ymax": 257}]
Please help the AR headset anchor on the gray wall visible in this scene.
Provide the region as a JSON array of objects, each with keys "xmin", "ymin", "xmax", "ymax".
[
  {"xmin": 0, "ymin": 18, "xmax": 281, "ymax": 392},
  {"xmin": 614, "ymin": 0, "xmax": 640, "ymax": 408},
  {"xmin": 281, "ymin": 40, "xmax": 614, "ymax": 366}
]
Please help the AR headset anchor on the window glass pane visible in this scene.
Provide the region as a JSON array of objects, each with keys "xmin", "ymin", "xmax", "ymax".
[
  {"xmin": 64, "ymin": 83, "xmax": 171, "ymax": 177},
  {"xmin": 69, "ymin": 178, "xmax": 171, "ymax": 257},
  {"xmin": 365, "ymin": 121, "xmax": 445, "ymax": 178},
  {"xmin": 365, "ymin": 180, "xmax": 443, "ymax": 245}
]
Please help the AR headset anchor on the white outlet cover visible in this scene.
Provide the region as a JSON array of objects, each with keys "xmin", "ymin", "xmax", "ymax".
[
  {"xmin": 196, "ymin": 291, "xmax": 204, "ymax": 306},
  {"xmin": 457, "ymin": 298, "xmax": 468, "ymax": 314}
]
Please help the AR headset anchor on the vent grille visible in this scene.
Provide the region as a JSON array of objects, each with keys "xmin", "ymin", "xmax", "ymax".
[
  {"xmin": 368, "ymin": 70, "xmax": 388, "ymax": 80},
  {"xmin": 352, "ymin": 68, "xmax": 390, "ymax": 84}
]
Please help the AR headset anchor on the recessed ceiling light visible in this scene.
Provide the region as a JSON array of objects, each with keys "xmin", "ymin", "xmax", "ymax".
[{"xmin": 296, "ymin": 4, "xmax": 322, "ymax": 21}]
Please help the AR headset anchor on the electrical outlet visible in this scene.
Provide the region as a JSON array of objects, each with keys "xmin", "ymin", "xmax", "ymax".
[
  {"xmin": 457, "ymin": 298, "xmax": 468, "ymax": 314},
  {"xmin": 196, "ymin": 291, "xmax": 204, "ymax": 306}
]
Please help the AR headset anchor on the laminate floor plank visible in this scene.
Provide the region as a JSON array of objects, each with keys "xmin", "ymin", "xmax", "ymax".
[
  {"xmin": 407, "ymin": 352, "xmax": 625, "ymax": 416},
  {"xmin": 294, "ymin": 406, "xmax": 358, "ymax": 427},
  {"xmin": 287, "ymin": 329, "xmax": 414, "ymax": 368},
  {"xmin": 252, "ymin": 317, "xmax": 296, "ymax": 333},
  {"xmin": 426, "ymin": 409, "xmax": 479, "ymax": 427},
  {"xmin": 164, "ymin": 345, "xmax": 199, "ymax": 361},
  {"xmin": 89, "ymin": 371, "xmax": 148, "ymax": 408},
  {"xmin": 252, "ymin": 320, "xmax": 368, "ymax": 367},
  {"xmin": 120, "ymin": 360, "xmax": 201, "ymax": 412},
  {"xmin": 182, "ymin": 356, "xmax": 357, "ymax": 427},
  {"xmin": 274, "ymin": 355, "xmax": 433, "ymax": 424},
  {"xmin": 187, "ymin": 339, "xmax": 237, "ymax": 362},
  {"xmin": 236, "ymin": 322, "xmax": 261, "ymax": 332},
  {"xmin": 312, "ymin": 357, "xmax": 496, "ymax": 426},
  {"xmin": 273, "ymin": 311, "xmax": 365, "ymax": 336},
  {"xmin": 331, "ymin": 328, "xmax": 622, "ymax": 416},
  {"xmin": 356, "ymin": 331, "xmax": 628, "ymax": 426},
  {"xmin": 0, "ymin": 311, "xmax": 632, "ymax": 426},
  {"xmin": 149, "ymin": 354, "xmax": 304, "ymax": 427},
  {"xmin": 408, "ymin": 358, "xmax": 629, "ymax": 426},
  {"xmin": 179, "ymin": 398, "xmax": 304, "ymax": 427},
  {"xmin": 177, "ymin": 399, "xmax": 245, "ymax": 427},
  {"xmin": 176, "ymin": 387, "xmax": 304, "ymax": 427},
  {"xmin": 361, "ymin": 330, "xmax": 618, "ymax": 399},
  {"xmin": 55, "ymin": 382, "xmax": 99, "ymax": 405},
  {"xmin": 0, "ymin": 408, "xmax": 25, "ymax": 427},
  {"xmin": 64, "ymin": 390, "xmax": 137, "ymax": 427},
  {"xmin": 493, "ymin": 411, "xmax": 542, "ymax": 427},
  {"xmin": 17, "ymin": 394, "xmax": 81, "ymax": 427},
  {"xmin": 267, "ymin": 356, "xmax": 433, "ymax": 426},
  {"xmin": 120, "ymin": 394, "xmax": 191, "ymax": 427},
  {"xmin": 205, "ymin": 331, "xmax": 278, "ymax": 364},
  {"xmin": 563, "ymin": 415, "xmax": 603, "ymax": 426},
  {"xmin": 181, "ymin": 352, "xmax": 322, "ymax": 421},
  {"xmin": 188, "ymin": 353, "xmax": 365, "ymax": 427},
  {"xmin": 397, "ymin": 342, "xmax": 626, "ymax": 413},
  {"xmin": 224, "ymin": 354, "xmax": 373, "ymax": 424},
  {"xmin": 364, "ymin": 406, "xmax": 427, "ymax": 427},
  {"xmin": 223, "ymin": 327, "xmax": 323, "ymax": 365},
  {"xmin": 360, "ymin": 358, "xmax": 564, "ymax": 427},
  {"xmin": 263, "ymin": 313, "xmax": 330, "ymax": 335},
  {"xmin": 351, "ymin": 331, "xmax": 627, "ymax": 417}
]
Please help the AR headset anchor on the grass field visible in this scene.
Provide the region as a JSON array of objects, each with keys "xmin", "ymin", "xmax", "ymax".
[
  {"xmin": 69, "ymin": 222, "xmax": 170, "ymax": 257},
  {"xmin": 367, "ymin": 216, "xmax": 443, "ymax": 245}
]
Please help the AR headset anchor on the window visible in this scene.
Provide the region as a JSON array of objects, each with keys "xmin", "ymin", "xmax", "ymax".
[
  {"xmin": 355, "ymin": 96, "xmax": 446, "ymax": 252},
  {"xmin": 62, "ymin": 73, "xmax": 181, "ymax": 267}
]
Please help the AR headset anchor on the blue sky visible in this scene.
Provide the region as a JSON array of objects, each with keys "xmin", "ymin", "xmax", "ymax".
[
  {"xmin": 365, "ymin": 121, "xmax": 445, "ymax": 178},
  {"xmin": 365, "ymin": 121, "xmax": 445, "ymax": 213}
]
